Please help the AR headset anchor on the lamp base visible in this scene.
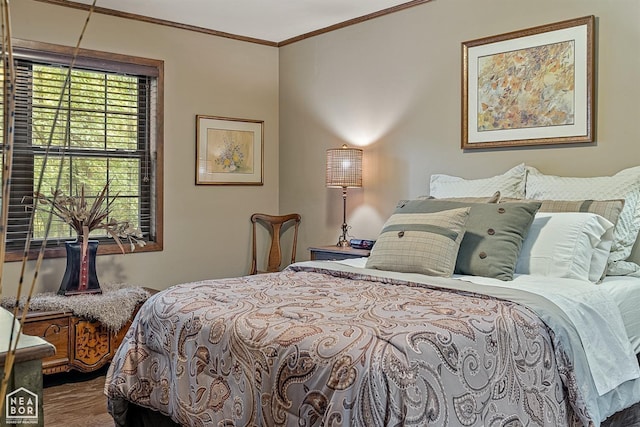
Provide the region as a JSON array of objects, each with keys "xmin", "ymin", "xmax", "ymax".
[{"xmin": 337, "ymin": 239, "xmax": 350, "ymax": 247}]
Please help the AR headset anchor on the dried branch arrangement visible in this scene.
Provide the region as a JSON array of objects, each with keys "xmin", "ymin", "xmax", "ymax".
[{"xmin": 34, "ymin": 183, "xmax": 146, "ymax": 253}]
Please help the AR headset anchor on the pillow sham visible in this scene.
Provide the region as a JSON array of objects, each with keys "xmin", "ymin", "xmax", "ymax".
[
  {"xmin": 500, "ymin": 198, "xmax": 624, "ymax": 232},
  {"xmin": 515, "ymin": 212, "xmax": 615, "ymax": 283},
  {"xmin": 425, "ymin": 191, "xmax": 501, "ymax": 203},
  {"xmin": 366, "ymin": 208, "xmax": 470, "ymax": 276},
  {"xmin": 525, "ymin": 166, "xmax": 640, "ymax": 276},
  {"xmin": 429, "ymin": 163, "xmax": 525, "ymax": 199},
  {"xmin": 395, "ymin": 199, "xmax": 541, "ymax": 280}
]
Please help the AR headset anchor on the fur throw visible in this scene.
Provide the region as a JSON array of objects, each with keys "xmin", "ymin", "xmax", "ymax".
[{"xmin": 1, "ymin": 283, "xmax": 151, "ymax": 331}]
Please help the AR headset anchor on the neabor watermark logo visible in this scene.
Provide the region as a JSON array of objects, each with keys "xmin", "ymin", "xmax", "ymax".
[{"xmin": 5, "ymin": 386, "xmax": 38, "ymax": 424}]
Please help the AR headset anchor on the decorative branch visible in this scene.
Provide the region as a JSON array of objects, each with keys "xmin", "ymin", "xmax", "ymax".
[
  {"xmin": 34, "ymin": 182, "xmax": 146, "ymax": 253},
  {"xmin": 0, "ymin": 0, "xmax": 102, "ymax": 412}
]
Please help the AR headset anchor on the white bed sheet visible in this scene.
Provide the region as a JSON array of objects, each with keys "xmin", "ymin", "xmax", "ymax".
[{"xmin": 600, "ymin": 275, "xmax": 640, "ymax": 353}]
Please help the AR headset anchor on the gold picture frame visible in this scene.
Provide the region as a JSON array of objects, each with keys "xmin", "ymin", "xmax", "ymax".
[
  {"xmin": 462, "ymin": 16, "xmax": 595, "ymax": 149},
  {"xmin": 196, "ymin": 115, "xmax": 264, "ymax": 185}
]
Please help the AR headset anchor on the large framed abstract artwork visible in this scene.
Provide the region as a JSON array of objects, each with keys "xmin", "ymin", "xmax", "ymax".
[
  {"xmin": 462, "ymin": 16, "xmax": 595, "ymax": 149},
  {"xmin": 196, "ymin": 115, "xmax": 264, "ymax": 185}
]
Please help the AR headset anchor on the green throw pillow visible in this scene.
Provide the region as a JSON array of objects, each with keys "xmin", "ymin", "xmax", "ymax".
[{"xmin": 395, "ymin": 199, "xmax": 542, "ymax": 280}]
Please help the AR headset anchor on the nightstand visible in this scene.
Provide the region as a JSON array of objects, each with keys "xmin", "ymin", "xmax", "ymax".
[{"xmin": 308, "ymin": 245, "xmax": 371, "ymax": 261}]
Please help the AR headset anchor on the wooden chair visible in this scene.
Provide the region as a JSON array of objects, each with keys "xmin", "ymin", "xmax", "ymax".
[{"xmin": 250, "ymin": 213, "xmax": 301, "ymax": 275}]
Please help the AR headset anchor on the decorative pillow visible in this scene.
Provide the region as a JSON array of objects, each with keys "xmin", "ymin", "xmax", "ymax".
[
  {"xmin": 500, "ymin": 198, "xmax": 625, "ymax": 230},
  {"xmin": 515, "ymin": 212, "xmax": 615, "ymax": 283},
  {"xmin": 429, "ymin": 163, "xmax": 525, "ymax": 199},
  {"xmin": 395, "ymin": 199, "xmax": 541, "ymax": 280},
  {"xmin": 525, "ymin": 166, "xmax": 640, "ymax": 276},
  {"xmin": 365, "ymin": 208, "xmax": 470, "ymax": 277},
  {"xmin": 631, "ymin": 239, "xmax": 640, "ymax": 267},
  {"xmin": 424, "ymin": 191, "xmax": 502, "ymax": 203}
]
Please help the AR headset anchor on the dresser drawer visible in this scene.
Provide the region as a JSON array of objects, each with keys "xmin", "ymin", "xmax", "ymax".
[
  {"xmin": 70, "ymin": 318, "xmax": 112, "ymax": 372},
  {"xmin": 309, "ymin": 245, "xmax": 370, "ymax": 261},
  {"xmin": 311, "ymin": 251, "xmax": 363, "ymax": 261}
]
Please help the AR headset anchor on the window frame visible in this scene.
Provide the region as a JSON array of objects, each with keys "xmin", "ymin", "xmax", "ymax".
[{"xmin": 3, "ymin": 39, "xmax": 164, "ymax": 261}]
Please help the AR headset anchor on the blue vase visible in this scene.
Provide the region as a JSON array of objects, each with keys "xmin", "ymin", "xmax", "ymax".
[{"xmin": 58, "ymin": 239, "xmax": 102, "ymax": 296}]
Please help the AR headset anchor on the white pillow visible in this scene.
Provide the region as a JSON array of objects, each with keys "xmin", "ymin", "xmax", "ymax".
[
  {"xmin": 525, "ymin": 166, "xmax": 640, "ymax": 276},
  {"xmin": 430, "ymin": 163, "xmax": 525, "ymax": 199},
  {"xmin": 515, "ymin": 212, "xmax": 615, "ymax": 283}
]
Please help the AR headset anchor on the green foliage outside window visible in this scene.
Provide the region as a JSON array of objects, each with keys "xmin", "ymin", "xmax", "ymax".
[{"xmin": 0, "ymin": 42, "xmax": 161, "ymax": 258}]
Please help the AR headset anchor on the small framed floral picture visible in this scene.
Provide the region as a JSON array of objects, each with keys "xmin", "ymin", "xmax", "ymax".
[{"xmin": 196, "ymin": 115, "xmax": 264, "ymax": 185}]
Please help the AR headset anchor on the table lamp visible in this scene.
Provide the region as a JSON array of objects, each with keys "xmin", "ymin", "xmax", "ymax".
[{"xmin": 326, "ymin": 144, "xmax": 363, "ymax": 247}]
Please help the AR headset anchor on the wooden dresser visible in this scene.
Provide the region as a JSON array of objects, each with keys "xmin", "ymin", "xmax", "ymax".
[{"xmin": 20, "ymin": 300, "xmax": 145, "ymax": 375}]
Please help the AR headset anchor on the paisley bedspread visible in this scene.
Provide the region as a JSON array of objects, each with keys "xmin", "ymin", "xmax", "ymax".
[{"xmin": 105, "ymin": 266, "xmax": 587, "ymax": 426}]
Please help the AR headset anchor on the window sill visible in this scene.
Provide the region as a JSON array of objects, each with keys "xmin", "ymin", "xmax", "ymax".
[{"xmin": 4, "ymin": 240, "xmax": 163, "ymax": 262}]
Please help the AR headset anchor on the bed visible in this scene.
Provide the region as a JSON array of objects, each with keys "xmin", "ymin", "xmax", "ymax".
[{"xmin": 105, "ymin": 164, "xmax": 640, "ymax": 426}]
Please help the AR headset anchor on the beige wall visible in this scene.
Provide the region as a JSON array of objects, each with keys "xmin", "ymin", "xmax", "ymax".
[
  {"xmin": 4, "ymin": 0, "xmax": 639, "ymax": 295},
  {"xmin": 279, "ymin": 0, "xmax": 640, "ymax": 257},
  {"xmin": 3, "ymin": 0, "xmax": 280, "ymax": 295}
]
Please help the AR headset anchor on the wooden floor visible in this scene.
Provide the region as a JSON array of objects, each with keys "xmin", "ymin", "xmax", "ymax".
[{"xmin": 43, "ymin": 367, "xmax": 114, "ymax": 427}]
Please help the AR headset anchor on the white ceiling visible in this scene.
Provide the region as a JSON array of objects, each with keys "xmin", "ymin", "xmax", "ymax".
[{"xmin": 69, "ymin": 0, "xmax": 418, "ymax": 43}]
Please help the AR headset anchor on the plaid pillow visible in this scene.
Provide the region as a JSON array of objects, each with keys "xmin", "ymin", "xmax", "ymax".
[
  {"xmin": 500, "ymin": 198, "xmax": 624, "ymax": 227},
  {"xmin": 366, "ymin": 208, "xmax": 470, "ymax": 277}
]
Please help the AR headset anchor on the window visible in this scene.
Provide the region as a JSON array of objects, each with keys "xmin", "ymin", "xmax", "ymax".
[{"xmin": 1, "ymin": 40, "xmax": 163, "ymax": 261}]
